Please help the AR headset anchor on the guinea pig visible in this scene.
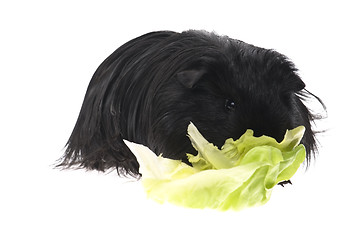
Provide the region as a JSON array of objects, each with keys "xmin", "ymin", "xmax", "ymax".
[{"xmin": 58, "ymin": 30, "xmax": 325, "ymax": 177}]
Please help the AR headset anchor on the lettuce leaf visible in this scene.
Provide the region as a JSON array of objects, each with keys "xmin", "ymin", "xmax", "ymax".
[{"xmin": 124, "ymin": 123, "xmax": 306, "ymax": 211}]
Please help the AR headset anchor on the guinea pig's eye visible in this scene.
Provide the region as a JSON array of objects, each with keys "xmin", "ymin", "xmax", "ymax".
[{"xmin": 225, "ymin": 99, "xmax": 236, "ymax": 111}]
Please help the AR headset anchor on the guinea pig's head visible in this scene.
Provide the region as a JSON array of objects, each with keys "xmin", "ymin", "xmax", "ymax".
[{"xmin": 150, "ymin": 42, "xmax": 323, "ymax": 166}]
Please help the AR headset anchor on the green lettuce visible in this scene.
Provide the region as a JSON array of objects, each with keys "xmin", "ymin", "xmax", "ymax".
[{"xmin": 124, "ymin": 122, "xmax": 306, "ymax": 211}]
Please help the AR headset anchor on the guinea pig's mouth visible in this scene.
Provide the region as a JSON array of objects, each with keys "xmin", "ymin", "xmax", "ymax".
[
  {"xmin": 251, "ymin": 127, "xmax": 288, "ymax": 143},
  {"xmin": 253, "ymin": 132, "xmax": 285, "ymax": 143},
  {"xmin": 163, "ymin": 126, "xmax": 289, "ymax": 167}
]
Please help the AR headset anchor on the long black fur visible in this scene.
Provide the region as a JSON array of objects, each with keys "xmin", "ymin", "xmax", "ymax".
[{"xmin": 58, "ymin": 30, "xmax": 325, "ymax": 177}]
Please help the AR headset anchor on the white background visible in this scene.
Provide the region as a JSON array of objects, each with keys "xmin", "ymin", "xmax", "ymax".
[{"xmin": 1, "ymin": 0, "xmax": 360, "ymax": 239}]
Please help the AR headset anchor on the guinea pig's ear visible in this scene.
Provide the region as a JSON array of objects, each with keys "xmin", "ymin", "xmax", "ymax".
[{"xmin": 175, "ymin": 69, "xmax": 207, "ymax": 88}]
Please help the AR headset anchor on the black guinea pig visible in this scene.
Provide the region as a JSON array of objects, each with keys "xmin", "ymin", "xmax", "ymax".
[{"xmin": 58, "ymin": 30, "xmax": 325, "ymax": 177}]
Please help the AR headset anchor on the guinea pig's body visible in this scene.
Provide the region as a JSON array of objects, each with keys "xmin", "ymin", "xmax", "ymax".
[{"xmin": 59, "ymin": 30, "xmax": 323, "ymax": 177}]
